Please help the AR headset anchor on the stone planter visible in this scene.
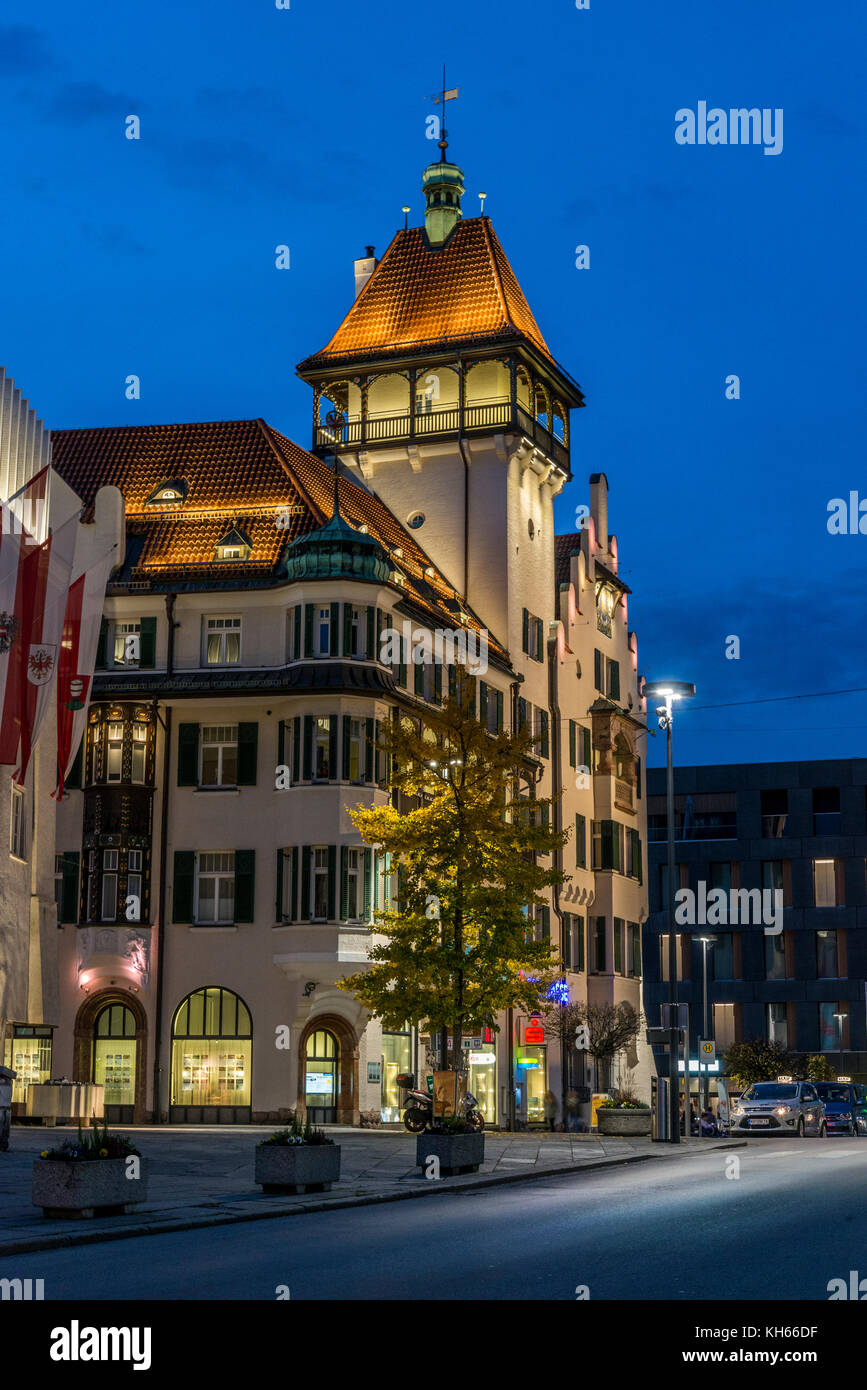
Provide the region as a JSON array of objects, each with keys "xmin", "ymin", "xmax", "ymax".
[
  {"xmin": 254, "ymin": 1143, "xmax": 341, "ymax": 1194},
  {"xmin": 596, "ymin": 1107, "xmax": 652, "ymax": 1137},
  {"xmin": 416, "ymin": 1131, "xmax": 485, "ymax": 1176},
  {"xmin": 32, "ymin": 1156, "xmax": 148, "ymax": 1218}
]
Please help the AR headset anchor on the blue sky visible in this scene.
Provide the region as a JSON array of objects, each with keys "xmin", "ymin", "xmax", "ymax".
[{"xmin": 1, "ymin": 0, "xmax": 864, "ymax": 769}]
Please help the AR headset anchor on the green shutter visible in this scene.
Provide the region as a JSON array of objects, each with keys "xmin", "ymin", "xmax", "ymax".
[
  {"xmin": 448, "ymin": 666, "xmax": 456, "ymax": 698},
  {"xmin": 276, "ymin": 848, "xmax": 284, "ymax": 922},
  {"xmin": 522, "ymin": 608, "xmax": 529, "ymax": 654},
  {"xmin": 542, "ymin": 803, "xmax": 549, "ymax": 827},
  {"xmin": 235, "ymin": 850, "xmax": 255, "ymax": 923},
  {"xmin": 277, "ymin": 719, "xmax": 285, "ymax": 769},
  {"xmin": 293, "ymin": 604, "xmax": 302, "ymax": 660},
  {"xmin": 66, "ymin": 741, "xmax": 83, "ymax": 790},
  {"xmin": 365, "ymin": 718, "xmax": 375, "ymax": 782},
  {"xmin": 399, "ymin": 639, "xmax": 407, "ymax": 688},
  {"xmin": 536, "ymin": 618, "xmax": 544, "ymax": 662},
  {"xmin": 480, "ymin": 681, "xmax": 488, "ymax": 724},
  {"xmin": 304, "ymin": 604, "xmax": 314, "ymax": 657},
  {"xmin": 330, "ymin": 602, "xmax": 340, "ymax": 656},
  {"xmin": 343, "ymin": 603, "xmax": 353, "ymax": 657},
  {"xmin": 366, "ymin": 606, "xmax": 375, "ymax": 659},
  {"xmin": 328, "ymin": 715, "xmax": 337, "ymax": 777},
  {"xmin": 594, "ymin": 649, "xmax": 603, "ymax": 691},
  {"xmin": 60, "ymin": 851, "xmax": 80, "ymax": 924},
  {"xmin": 327, "ymin": 845, "xmax": 337, "ymax": 920},
  {"xmin": 303, "ymin": 715, "xmax": 313, "ymax": 779},
  {"xmin": 496, "ymin": 689, "xmax": 504, "ymax": 733},
  {"xmin": 139, "ymin": 616, "xmax": 157, "ymax": 668},
  {"xmin": 342, "ymin": 715, "xmax": 351, "ymax": 780},
  {"xmin": 518, "ymin": 697, "xmax": 527, "ymax": 731},
  {"xmin": 576, "ymin": 813, "xmax": 586, "ymax": 868},
  {"xmin": 609, "ymin": 660, "xmax": 620, "ymax": 701},
  {"xmin": 577, "ymin": 915, "xmax": 585, "ymax": 972},
  {"xmin": 237, "ymin": 723, "xmax": 258, "ymax": 785},
  {"xmin": 633, "ymin": 831, "xmax": 642, "ymax": 884},
  {"xmin": 172, "ymin": 851, "xmax": 195, "ymax": 923},
  {"xmin": 635, "ymin": 757, "xmax": 642, "ymax": 799},
  {"xmin": 632, "ymin": 923, "xmax": 642, "ymax": 977},
  {"xmin": 414, "ymin": 658, "xmax": 424, "ymax": 697},
  {"xmin": 376, "ymin": 607, "xmax": 384, "ymax": 658},
  {"xmin": 363, "ymin": 849, "xmax": 372, "ymax": 921},
  {"xmin": 539, "ymin": 707, "xmax": 548, "ymax": 755},
  {"xmin": 614, "ymin": 918, "xmax": 623, "ymax": 973},
  {"xmin": 569, "ymin": 720, "xmax": 576, "ymax": 768},
  {"xmin": 177, "ymin": 724, "xmax": 199, "ymax": 786},
  {"xmin": 563, "ymin": 914, "xmax": 571, "ymax": 970},
  {"xmin": 292, "ymin": 717, "xmax": 301, "ymax": 782},
  {"xmin": 583, "ymin": 727, "xmax": 592, "ymax": 770},
  {"xmin": 540, "ymin": 906, "xmax": 550, "ymax": 940},
  {"xmin": 96, "ymin": 618, "xmax": 108, "ymax": 668},
  {"xmin": 290, "ymin": 846, "xmax": 298, "ymax": 921},
  {"xmin": 434, "ymin": 661, "xmax": 442, "ymax": 703},
  {"xmin": 340, "ymin": 845, "xmax": 349, "ymax": 920},
  {"xmin": 301, "ymin": 846, "xmax": 311, "ymax": 920}
]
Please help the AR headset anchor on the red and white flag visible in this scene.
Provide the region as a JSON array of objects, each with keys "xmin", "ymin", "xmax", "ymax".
[{"xmin": 54, "ymin": 536, "xmax": 120, "ymax": 798}]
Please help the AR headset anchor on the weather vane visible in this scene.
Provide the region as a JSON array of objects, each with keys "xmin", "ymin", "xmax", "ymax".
[{"xmin": 429, "ymin": 66, "xmax": 458, "ymax": 160}]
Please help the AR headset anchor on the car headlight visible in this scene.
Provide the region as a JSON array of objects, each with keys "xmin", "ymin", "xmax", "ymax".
[
  {"xmin": 732, "ymin": 1105, "xmax": 743, "ymax": 1116},
  {"xmin": 838, "ymin": 1110, "xmax": 852, "ymax": 1119},
  {"xmin": 775, "ymin": 1106, "xmax": 793, "ymax": 1115}
]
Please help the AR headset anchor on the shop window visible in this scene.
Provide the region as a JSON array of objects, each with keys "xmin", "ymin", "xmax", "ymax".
[
  {"xmin": 381, "ymin": 1027, "xmax": 413, "ymax": 1122},
  {"xmin": 4, "ymin": 1026, "xmax": 52, "ymax": 1103},
  {"xmin": 305, "ymin": 1029, "xmax": 338, "ymax": 1123},
  {"xmin": 171, "ymin": 987, "xmax": 252, "ymax": 1113}
]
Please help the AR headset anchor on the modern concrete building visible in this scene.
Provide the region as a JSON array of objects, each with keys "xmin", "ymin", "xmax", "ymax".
[
  {"xmin": 644, "ymin": 758, "xmax": 867, "ymax": 1089},
  {"xmin": 43, "ymin": 145, "xmax": 650, "ymax": 1128}
]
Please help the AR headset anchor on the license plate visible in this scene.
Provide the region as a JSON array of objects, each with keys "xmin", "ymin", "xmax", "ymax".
[{"xmin": 750, "ymin": 1118, "xmax": 770, "ymax": 1126}]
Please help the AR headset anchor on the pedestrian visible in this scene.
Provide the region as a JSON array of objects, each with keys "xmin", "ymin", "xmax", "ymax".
[
  {"xmin": 543, "ymin": 1089, "xmax": 558, "ymax": 1131},
  {"xmin": 565, "ymin": 1088, "xmax": 581, "ymax": 1133}
]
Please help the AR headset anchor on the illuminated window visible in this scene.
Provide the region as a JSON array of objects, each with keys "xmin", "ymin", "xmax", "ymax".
[
  {"xmin": 113, "ymin": 621, "xmax": 140, "ymax": 666},
  {"xmin": 131, "ymin": 724, "xmax": 148, "ymax": 783},
  {"xmin": 204, "ymin": 616, "xmax": 241, "ymax": 666},
  {"xmin": 106, "ymin": 723, "xmax": 124, "ymax": 781}
]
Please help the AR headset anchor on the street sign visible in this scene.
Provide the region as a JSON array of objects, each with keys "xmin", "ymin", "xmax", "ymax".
[{"xmin": 699, "ymin": 1039, "xmax": 716, "ymax": 1065}]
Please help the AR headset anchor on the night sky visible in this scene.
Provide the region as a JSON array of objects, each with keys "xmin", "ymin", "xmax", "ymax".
[{"xmin": 1, "ymin": 0, "xmax": 864, "ymax": 771}]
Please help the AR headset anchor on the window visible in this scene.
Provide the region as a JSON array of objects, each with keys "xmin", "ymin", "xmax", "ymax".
[
  {"xmin": 9, "ymin": 785, "xmax": 25, "ymax": 859},
  {"xmin": 521, "ymin": 608, "xmax": 544, "ymax": 662},
  {"xmin": 312, "ymin": 847, "xmax": 329, "ymax": 920},
  {"xmin": 614, "ymin": 918, "xmax": 624, "ymax": 973},
  {"xmin": 625, "ymin": 828, "xmax": 642, "ymax": 881},
  {"xmin": 314, "ymin": 718, "xmax": 331, "ymax": 779},
  {"xmin": 316, "ymin": 606, "xmax": 332, "ymax": 657},
  {"xmin": 592, "ymin": 917, "xmax": 607, "ymax": 972},
  {"xmin": 606, "ymin": 658, "xmax": 620, "ymax": 701},
  {"xmin": 113, "ymin": 621, "xmax": 140, "ymax": 666},
  {"xmin": 711, "ymin": 933, "xmax": 734, "ymax": 979},
  {"xmin": 761, "ymin": 789, "xmax": 788, "ymax": 838},
  {"xmin": 101, "ymin": 849, "xmax": 118, "ymax": 920},
  {"xmin": 591, "ymin": 820, "xmax": 623, "ymax": 872},
  {"xmin": 767, "ymin": 1002, "xmax": 788, "ymax": 1048},
  {"xmin": 205, "ymin": 616, "xmax": 241, "ymax": 666},
  {"xmin": 106, "ymin": 723, "xmax": 124, "ymax": 781},
  {"xmin": 347, "ymin": 606, "xmax": 364, "ymax": 657},
  {"xmin": 538, "ymin": 709, "xmax": 549, "ymax": 758},
  {"xmin": 345, "ymin": 849, "xmax": 362, "ymax": 920},
  {"xmin": 565, "ymin": 914, "xmax": 584, "ymax": 972},
  {"xmin": 127, "ymin": 850, "xmax": 143, "ymax": 916},
  {"xmin": 131, "ymin": 724, "xmax": 148, "ymax": 783},
  {"xmin": 201, "ymin": 726, "xmax": 238, "ymax": 787},
  {"xmin": 86, "ymin": 849, "xmax": 97, "ymax": 921},
  {"xmin": 196, "ymin": 852, "xmax": 235, "ymax": 924},
  {"xmin": 575, "ymin": 813, "xmax": 586, "ymax": 868},
  {"xmin": 709, "ymin": 862, "xmax": 732, "ymax": 893},
  {"xmin": 762, "ymin": 860, "xmax": 783, "ymax": 893},
  {"xmin": 816, "ymin": 930, "xmax": 839, "ymax": 979},
  {"xmin": 765, "ymin": 932, "xmax": 786, "ymax": 980},
  {"xmin": 813, "ymin": 859, "xmax": 838, "ymax": 907},
  {"xmin": 629, "ymin": 922, "xmax": 641, "ymax": 978},
  {"xmin": 813, "ymin": 787, "xmax": 841, "ymax": 836},
  {"xmin": 819, "ymin": 1002, "xmax": 846, "ymax": 1053}
]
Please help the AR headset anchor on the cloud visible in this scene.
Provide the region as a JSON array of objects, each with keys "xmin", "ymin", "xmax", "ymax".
[
  {"xmin": 0, "ymin": 24, "xmax": 55, "ymax": 74},
  {"xmin": 48, "ymin": 82, "xmax": 139, "ymax": 122}
]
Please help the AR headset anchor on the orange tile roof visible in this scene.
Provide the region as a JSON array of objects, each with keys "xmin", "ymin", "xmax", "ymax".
[
  {"xmin": 298, "ymin": 218, "xmax": 558, "ymax": 372},
  {"xmin": 51, "ymin": 418, "xmax": 507, "ymax": 658}
]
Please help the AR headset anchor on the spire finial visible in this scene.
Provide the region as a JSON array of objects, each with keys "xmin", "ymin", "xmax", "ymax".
[{"xmin": 324, "ymin": 409, "xmax": 345, "ymax": 518}]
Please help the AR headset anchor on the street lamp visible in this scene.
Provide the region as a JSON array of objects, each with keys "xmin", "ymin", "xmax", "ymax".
[
  {"xmin": 835, "ymin": 1011, "xmax": 846, "ymax": 1079},
  {"xmin": 698, "ymin": 936, "xmax": 715, "ymax": 1127},
  {"xmin": 643, "ymin": 679, "xmax": 696, "ymax": 1144}
]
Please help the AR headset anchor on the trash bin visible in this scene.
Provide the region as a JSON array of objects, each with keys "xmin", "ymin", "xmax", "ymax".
[{"xmin": 0, "ymin": 1066, "xmax": 16, "ymax": 1151}]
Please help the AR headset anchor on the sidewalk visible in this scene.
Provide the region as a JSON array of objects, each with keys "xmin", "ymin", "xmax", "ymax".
[{"xmin": 0, "ymin": 1125, "xmax": 744, "ymax": 1256}]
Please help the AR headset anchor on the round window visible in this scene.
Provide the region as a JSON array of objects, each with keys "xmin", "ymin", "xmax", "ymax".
[{"xmin": 407, "ymin": 512, "xmax": 425, "ymax": 530}]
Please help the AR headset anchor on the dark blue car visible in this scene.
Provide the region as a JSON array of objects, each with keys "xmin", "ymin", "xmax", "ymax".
[{"xmin": 813, "ymin": 1082, "xmax": 867, "ymax": 1136}]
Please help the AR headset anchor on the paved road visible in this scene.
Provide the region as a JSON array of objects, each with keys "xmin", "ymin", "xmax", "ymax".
[{"xmin": 3, "ymin": 1137, "xmax": 863, "ymax": 1300}]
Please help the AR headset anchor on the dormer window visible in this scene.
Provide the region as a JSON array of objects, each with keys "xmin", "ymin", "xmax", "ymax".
[
  {"xmin": 146, "ymin": 479, "xmax": 188, "ymax": 507},
  {"xmin": 214, "ymin": 527, "xmax": 252, "ymax": 563}
]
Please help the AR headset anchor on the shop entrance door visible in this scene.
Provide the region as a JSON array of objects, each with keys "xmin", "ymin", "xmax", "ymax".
[
  {"xmin": 305, "ymin": 1029, "xmax": 338, "ymax": 1124},
  {"xmin": 93, "ymin": 1004, "xmax": 137, "ymax": 1124}
]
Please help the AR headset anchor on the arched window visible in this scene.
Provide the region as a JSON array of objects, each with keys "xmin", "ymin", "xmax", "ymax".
[
  {"xmin": 171, "ymin": 987, "xmax": 252, "ymax": 1118},
  {"xmin": 305, "ymin": 1028, "xmax": 338, "ymax": 1123},
  {"xmin": 93, "ymin": 1003, "xmax": 137, "ymax": 1116}
]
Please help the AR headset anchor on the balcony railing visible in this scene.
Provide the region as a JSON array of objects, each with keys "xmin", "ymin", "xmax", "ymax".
[{"xmin": 314, "ymin": 400, "xmax": 569, "ymax": 471}]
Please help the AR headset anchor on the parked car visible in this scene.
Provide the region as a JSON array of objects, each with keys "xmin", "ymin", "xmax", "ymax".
[
  {"xmin": 812, "ymin": 1081, "xmax": 867, "ymax": 1136},
  {"xmin": 730, "ymin": 1080, "xmax": 827, "ymax": 1137}
]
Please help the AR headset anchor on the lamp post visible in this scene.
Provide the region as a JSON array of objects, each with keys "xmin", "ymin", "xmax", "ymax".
[
  {"xmin": 698, "ymin": 936, "xmax": 715, "ymax": 1125},
  {"xmin": 643, "ymin": 679, "xmax": 696, "ymax": 1144},
  {"xmin": 835, "ymin": 1011, "xmax": 846, "ymax": 1079}
]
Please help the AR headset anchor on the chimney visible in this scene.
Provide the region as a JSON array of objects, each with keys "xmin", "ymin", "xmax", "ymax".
[
  {"xmin": 589, "ymin": 473, "xmax": 609, "ymax": 553},
  {"xmin": 353, "ymin": 246, "xmax": 377, "ymax": 299}
]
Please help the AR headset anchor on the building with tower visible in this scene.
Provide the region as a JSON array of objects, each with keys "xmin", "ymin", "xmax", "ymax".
[{"xmin": 43, "ymin": 143, "xmax": 651, "ymax": 1128}]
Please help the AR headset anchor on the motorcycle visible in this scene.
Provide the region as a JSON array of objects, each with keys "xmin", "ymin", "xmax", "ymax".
[{"xmin": 397, "ymin": 1073, "xmax": 485, "ymax": 1133}]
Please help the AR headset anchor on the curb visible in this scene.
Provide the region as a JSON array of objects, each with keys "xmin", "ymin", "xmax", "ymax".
[{"xmin": 0, "ymin": 1140, "xmax": 747, "ymax": 1258}]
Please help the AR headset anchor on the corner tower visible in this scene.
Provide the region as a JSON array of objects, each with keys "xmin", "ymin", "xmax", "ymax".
[{"xmin": 296, "ymin": 150, "xmax": 584, "ymax": 658}]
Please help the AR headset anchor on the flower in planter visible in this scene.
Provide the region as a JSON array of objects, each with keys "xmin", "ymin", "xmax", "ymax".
[
  {"xmin": 258, "ymin": 1112, "xmax": 335, "ymax": 1148},
  {"xmin": 39, "ymin": 1116, "xmax": 141, "ymax": 1161}
]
